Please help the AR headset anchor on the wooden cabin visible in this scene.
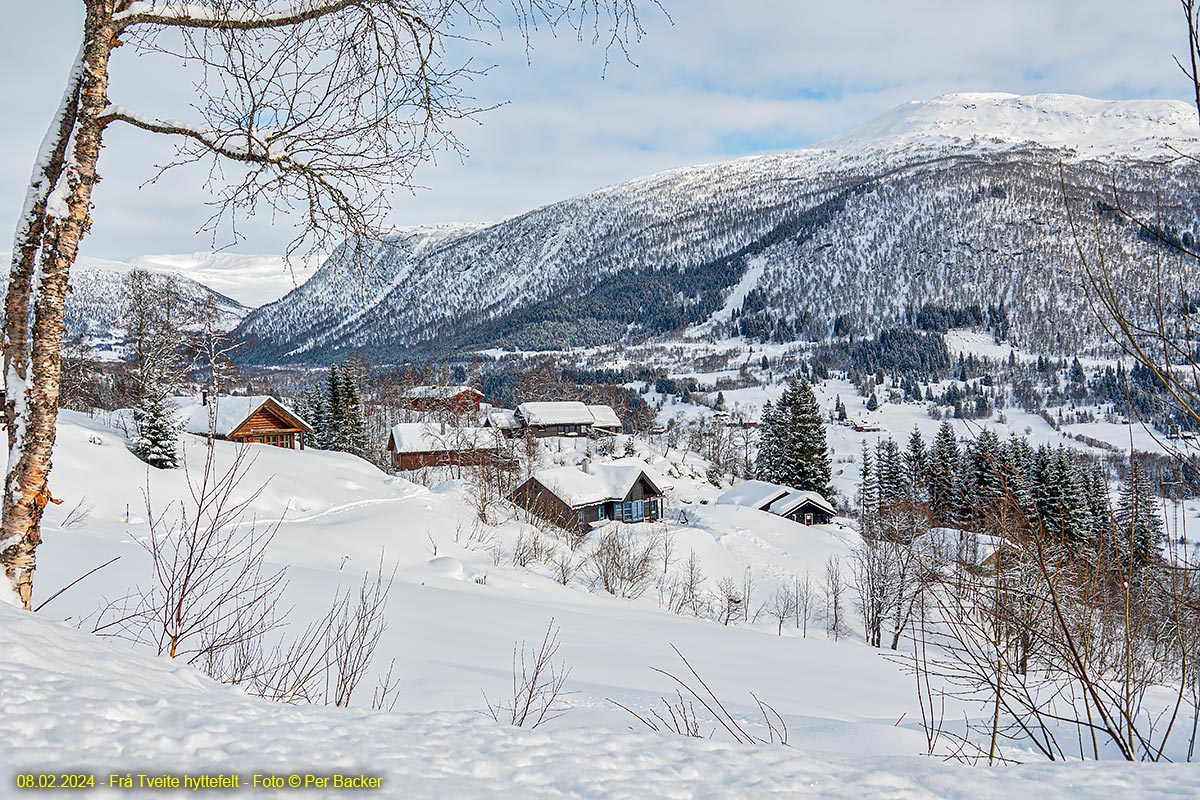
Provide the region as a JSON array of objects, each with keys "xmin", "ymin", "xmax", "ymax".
[
  {"xmin": 401, "ymin": 385, "xmax": 484, "ymax": 414},
  {"xmin": 767, "ymin": 490, "xmax": 835, "ymax": 526},
  {"xmin": 387, "ymin": 422, "xmax": 506, "ymax": 470},
  {"xmin": 514, "ymin": 401, "xmax": 622, "ymax": 438},
  {"xmin": 174, "ymin": 395, "xmax": 313, "ymax": 449},
  {"xmin": 716, "ymin": 480, "xmax": 835, "ymax": 526},
  {"xmin": 508, "ymin": 458, "xmax": 668, "ymax": 534}
]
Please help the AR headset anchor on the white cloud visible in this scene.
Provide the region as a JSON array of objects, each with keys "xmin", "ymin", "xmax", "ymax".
[{"xmin": 0, "ymin": 0, "xmax": 1191, "ymax": 260}]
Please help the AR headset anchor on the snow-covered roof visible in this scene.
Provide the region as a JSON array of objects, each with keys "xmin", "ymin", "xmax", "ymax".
[
  {"xmin": 388, "ymin": 423, "xmax": 501, "ymax": 454},
  {"xmin": 517, "ymin": 401, "xmax": 595, "ymax": 426},
  {"xmin": 170, "ymin": 395, "xmax": 311, "ymax": 437},
  {"xmin": 530, "ymin": 458, "xmax": 668, "ymax": 508},
  {"xmin": 403, "ymin": 385, "xmax": 482, "ymax": 400},
  {"xmin": 916, "ymin": 527, "xmax": 1003, "ymax": 568},
  {"xmin": 716, "ymin": 480, "xmax": 791, "ymax": 511},
  {"xmin": 587, "ymin": 405, "xmax": 623, "ymax": 430},
  {"xmin": 768, "ymin": 490, "xmax": 835, "ymax": 518},
  {"xmin": 482, "ymin": 408, "xmax": 520, "ymax": 429},
  {"xmin": 515, "ymin": 401, "xmax": 623, "ymax": 429}
]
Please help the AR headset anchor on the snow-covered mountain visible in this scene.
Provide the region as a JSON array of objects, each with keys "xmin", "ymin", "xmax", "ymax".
[
  {"xmin": 235, "ymin": 93, "xmax": 1200, "ymax": 365},
  {"xmin": 127, "ymin": 252, "xmax": 314, "ymax": 308},
  {"xmin": 1, "ymin": 253, "xmax": 248, "ymax": 357}
]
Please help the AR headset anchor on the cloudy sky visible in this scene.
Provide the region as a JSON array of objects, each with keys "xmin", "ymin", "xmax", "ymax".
[{"xmin": 0, "ymin": 1, "xmax": 1192, "ymax": 260}]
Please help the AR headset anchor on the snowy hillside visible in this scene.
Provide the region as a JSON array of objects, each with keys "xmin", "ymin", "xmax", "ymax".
[
  {"xmin": 4, "ymin": 411, "xmax": 1196, "ymax": 795},
  {"xmin": 235, "ymin": 93, "xmax": 1200, "ymax": 364}
]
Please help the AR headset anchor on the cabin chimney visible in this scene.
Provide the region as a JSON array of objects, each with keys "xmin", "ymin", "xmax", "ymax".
[
  {"xmin": 581, "ymin": 457, "xmax": 591, "ymax": 474},
  {"xmin": 202, "ymin": 390, "xmax": 209, "ymax": 407},
  {"xmin": 440, "ymin": 420, "xmax": 446, "ymax": 435}
]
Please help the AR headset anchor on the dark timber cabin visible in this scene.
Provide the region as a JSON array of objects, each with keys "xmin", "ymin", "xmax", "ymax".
[{"xmin": 509, "ymin": 458, "xmax": 668, "ymax": 534}]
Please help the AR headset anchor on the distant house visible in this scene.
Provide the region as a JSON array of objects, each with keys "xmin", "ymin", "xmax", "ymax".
[
  {"xmin": 587, "ymin": 404, "xmax": 624, "ymax": 435},
  {"xmin": 514, "ymin": 401, "xmax": 622, "ymax": 438},
  {"xmin": 387, "ymin": 422, "xmax": 505, "ymax": 470},
  {"xmin": 766, "ymin": 490, "xmax": 835, "ymax": 526},
  {"xmin": 401, "ymin": 385, "xmax": 484, "ymax": 414},
  {"xmin": 480, "ymin": 407, "xmax": 521, "ymax": 437},
  {"xmin": 716, "ymin": 479, "xmax": 835, "ymax": 526},
  {"xmin": 509, "ymin": 458, "xmax": 668, "ymax": 533},
  {"xmin": 172, "ymin": 395, "xmax": 313, "ymax": 449}
]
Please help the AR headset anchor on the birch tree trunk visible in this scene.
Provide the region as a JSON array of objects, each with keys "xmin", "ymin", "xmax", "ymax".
[
  {"xmin": 0, "ymin": 2, "xmax": 117, "ymax": 608},
  {"xmin": 0, "ymin": 0, "xmax": 656, "ymax": 609}
]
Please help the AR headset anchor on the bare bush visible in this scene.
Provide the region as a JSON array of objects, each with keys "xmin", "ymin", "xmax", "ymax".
[
  {"xmin": 93, "ymin": 446, "xmax": 396, "ymax": 708},
  {"xmin": 58, "ymin": 495, "xmax": 93, "ymax": 529},
  {"xmin": 612, "ymin": 645, "xmax": 789, "ymax": 746},
  {"xmin": 662, "ymin": 548, "xmax": 708, "ymax": 617},
  {"xmin": 792, "ymin": 570, "xmax": 816, "ymax": 637},
  {"xmin": 587, "ymin": 528, "xmax": 660, "ymax": 599},
  {"xmin": 762, "ymin": 587, "xmax": 796, "ymax": 636},
  {"xmin": 482, "ymin": 621, "xmax": 572, "ymax": 729},
  {"xmin": 94, "ymin": 447, "xmax": 286, "ymax": 665},
  {"xmin": 822, "ymin": 555, "xmax": 848, "ymax": 641},
  {"xmin": 716, "ymin": 576, "xmax": 744, "ymax": 626}
]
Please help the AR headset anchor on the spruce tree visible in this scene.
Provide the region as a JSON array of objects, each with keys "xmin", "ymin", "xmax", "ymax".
[
  {"xmin": 857, "ymin": 440, "xmax": 878, "ymax": 538},
  {"xmin": 927, "ymin": 421, "xmax": 960, "ymax": 526},
  {"xmin": 788, "ymin": 379, "xmax": 831, "ymax": 495},
  {"xmin": 302, "ymin": 387, "xmax": 330, "ymax": 450},
  {"xmin": 131, "ymin": 390, "xmax": 180, "ymax": 469},
  {"xmin": 754, "ymin": 400, "xmax": 782, "ymax": 482},
  {"xmin": 1085, "ymin": 467, "xmax": 1114, "ymax": 551},
  {"xmin": 966, "ymin": 429, "xmax": 1005, "ymax": 513},
  {"xmin": 875, "ymin": 438, "xmax": 904, "ymax": 508},
  {"xmin": 326, "ymin": 364, "xmax": 346, "ymax": 451},
  {"xmin": 1114, "ymin": 466, "xmax": 1165, "ymax": 569},
  {"xmin": 1032, "ymin": 444, "xmax": 1062, "ymax": 536},
  {"xmin": 339, "ymin": 365, "xmax": 367, "ymax": 456},
  {"xmin": 1052, "ymin": 447, "xmax": 1089, "ymax": 545},
  {"xmin": 903, "ymin": 427, "xmax": 927, "ymax": 503}
]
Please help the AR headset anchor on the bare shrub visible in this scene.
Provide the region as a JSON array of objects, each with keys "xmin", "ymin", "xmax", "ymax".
[
  {"xmin": 549, "ymin": 549, "xmax": 581, "ymax": 586},
  {"xmin": 58, "ymin": 495, "xmax": 93, "ymax": 529},
  {"xmin": 822, "ymin": 555, "xmax": 848, "ymax": 641},
  {"xmin": 717, "ymin": 576, "xmax": 743, "ymax": 626},
  {"xmin": 792, "ymin": 570, "xmax": 816, "ymax": 637},
  {"xmin": 762, "ymin": 586, "xmax": 796, "ymax": 636},
  {"xmin": 610, "ymin": 690, "xmax": 704, "ymax": 738},
  {"xmin": 587, "ymin": 528, "xmax": 660, "ymax": 599},
  {"xmin": 93, "ymin": 446, "xmax": 396, "ymax": 708},
  {"xmin": 482, "ymin": 621, "xmax": 572, "ymax": 729},
  {"xmin": 611, "ymin": 645, "xmax": 788, "ymax": 746},
  {"xmin": 94, "ymin": 447, "xmax": 286, "ymax": 665}
]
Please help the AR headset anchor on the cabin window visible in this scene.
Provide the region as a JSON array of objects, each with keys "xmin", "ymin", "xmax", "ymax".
[
  {"xmin": 805, "ymin": 513, "xmax": 814, "ymax": 526},
  {"xmin": 597, "ymin": 505, "xmax": 607, "ymax": 520},
  {"xmin": 621, "ymin": 501, "xmax": 645, "ymax": 523},
  {"xmin": 577, "ymin": 510, "xmax": 587, "ymax": 525}
]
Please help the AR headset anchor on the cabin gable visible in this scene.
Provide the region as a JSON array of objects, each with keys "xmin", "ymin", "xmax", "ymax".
[{"xmin": 226, "ymin": 400, "xmax": 311, "ymax": 449}]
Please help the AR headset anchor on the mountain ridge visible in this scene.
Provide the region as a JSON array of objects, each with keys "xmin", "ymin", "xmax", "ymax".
[{"xmin": 227, "ymin": 92, "xmax": 1200, "ymax": 364}]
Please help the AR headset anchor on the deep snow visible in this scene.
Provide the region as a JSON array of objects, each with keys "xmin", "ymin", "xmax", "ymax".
[{"xmin": 2, "ymin": 410, "xmax": 1197, "ymax": 796}]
